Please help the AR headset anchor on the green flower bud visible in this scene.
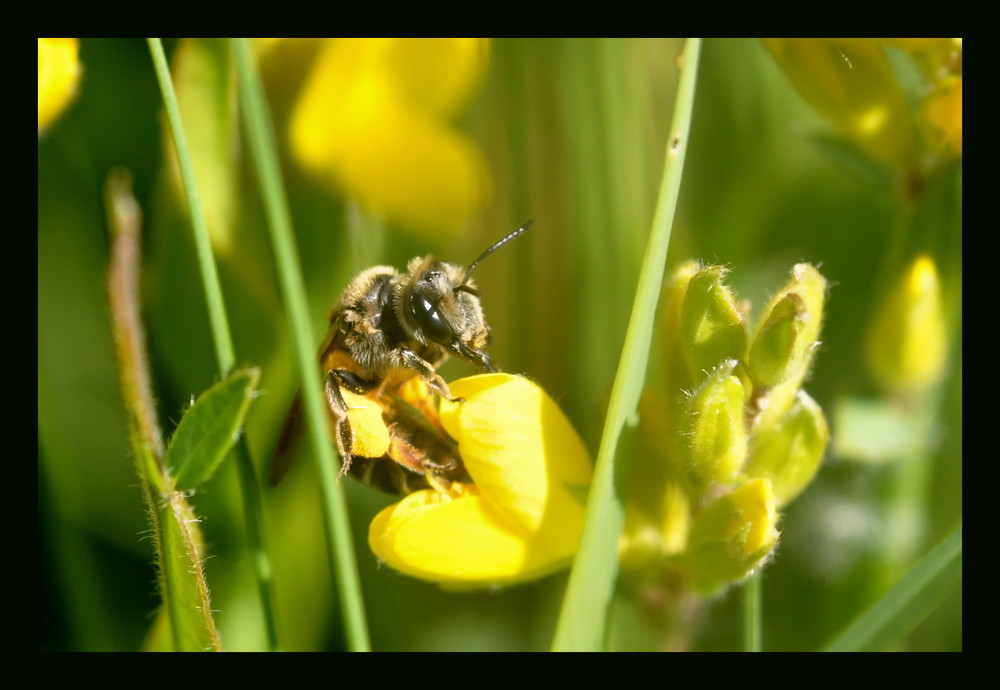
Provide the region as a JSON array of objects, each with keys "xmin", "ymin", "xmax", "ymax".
[
  {"xmin": 865, "ymin": 255, "xmax": 947, "ymax": 396},
  {"xmin": 745, "ymin": 390, "xmax": 829, "ymax": 507},
  {"xmin": 680, "ymin": 266, "xmax": 748, "ymax": 383},
  {"xmin": 747, "ymin": 292, "xmax": 808, "ymax": 388},
  {"xmin": 685, "ymin": 479, "xmax": 780, "ymax": 592},
  {"xmin": 750, "ymin": 263, "xmax": 826, "ymax": 391},
  {"xmin": 661, "ymin": 260, "xmax": 701, "ymax": 387},
  {"xmin": 679, "ymin": 360, "xmax": 747, "ymax": 488}
]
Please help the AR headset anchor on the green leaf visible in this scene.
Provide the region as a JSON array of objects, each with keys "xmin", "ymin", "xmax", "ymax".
[{"xmin": 166, "ymin": 367, "xmax": 260, "ymax": 491}]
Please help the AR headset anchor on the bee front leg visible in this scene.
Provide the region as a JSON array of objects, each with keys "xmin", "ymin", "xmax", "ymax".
[
  {"xmin": 325, "ymin": 371, "xmax": 357, "ymax": 475},
  {"xmin": 398, "ymin": 347, "xmax": 463, "ymax": 403},
  {"xmin": 331, "ymin": 369, "xmax": 377, "ymax": 395}
]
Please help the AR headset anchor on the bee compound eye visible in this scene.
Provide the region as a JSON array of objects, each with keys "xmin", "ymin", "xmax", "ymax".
[{"xmin": 409, "ymin": 293, "xmax": 453, "ymax": 344}]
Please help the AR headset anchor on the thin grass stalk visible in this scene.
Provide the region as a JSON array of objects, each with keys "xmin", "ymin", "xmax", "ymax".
[
  {"xmin": 232, "ymin": 37, "xmax": 371, "ymax": 652},
  {"xmin": 823, "ymin": 523, "xmax": 962, "ymax": 652},
  {"xmin": 743, "ymin": 573, "xmax": 762, "ymax": 651},
  {"xmin": 146, "ymin": 38, "xmax": 281, "ymax": 651},
  {"xmin": 552, "ymin": 37, "xmax": 702, "ymax": 652}
]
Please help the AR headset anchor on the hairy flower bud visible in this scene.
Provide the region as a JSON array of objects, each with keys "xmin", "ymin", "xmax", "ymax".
[{"xmin": 679, "ymin": 360, "xmax": 747, "ymax": 487}]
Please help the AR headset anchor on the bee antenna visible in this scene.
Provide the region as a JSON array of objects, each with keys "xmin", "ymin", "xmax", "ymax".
[{"xmin": 461, "ymin": 219, "xmax": 532, "ymax": 286}]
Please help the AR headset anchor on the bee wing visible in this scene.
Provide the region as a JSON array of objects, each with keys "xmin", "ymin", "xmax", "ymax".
[
  {"xmin": 269, "ymin": 389, "xmax": 304, "ymax": 486},
  {"xmin": 270, "ymin": 322, "xmax": 344, "ymax": 486},
  {"xmin": 316, "ymin": 315, "xmax": 343, "ymax": 369}
]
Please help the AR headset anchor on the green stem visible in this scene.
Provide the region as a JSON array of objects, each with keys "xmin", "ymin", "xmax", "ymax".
[
  {"xmin": 147, "ymin": 38, "xmax": 282, "ymax": 652},
  {"xmin": 147, "ymin": 39, "xmax": 235, "ymax": 373},
  {"xmin": 232, "ymin": 38, "xmax": 371, "ymax": 652},
  {"xmin": 552, "ymin": 38, "xmax": 702, "ymax": 652},
  {"xmin": 106, "ymin": 170, "xmax": 221, "ymax": 651},
  {"xmin": 743, "ymin": 573, "xmax": 762, "ymax": 651}
]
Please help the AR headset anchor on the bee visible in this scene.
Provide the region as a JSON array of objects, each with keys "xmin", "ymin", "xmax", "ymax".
[{"xmin": 271, "ymin": 220, "xmax": 531, "ymax": 494}]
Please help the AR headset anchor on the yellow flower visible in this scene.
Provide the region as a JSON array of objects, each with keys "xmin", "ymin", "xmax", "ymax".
[
  {"xmin": 289, "ymin": 39, "xmax": 491, "ymax": 239},
  {"xmin": 762, "ymin": 38, "xmax": 913, "ymax": 170},
  {"xmin": 368, "ymin": 374, "xmax": 593, "ymax": 587},
  {"xmin": 38, "ymin": 38, "xmax": 82, "ymax": 136},
  {"xmin": 921, "ymin": 75, "xmax": 962, "ymax": 157},
  {"xmin": 866, "ymin": 255, "xmax": 947, "ymax": 395}
]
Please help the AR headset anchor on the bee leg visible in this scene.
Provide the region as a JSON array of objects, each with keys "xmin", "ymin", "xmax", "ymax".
[
  {"xmin": 423, "ymin": 470, "xmax": 456, "ymax": 495},
  {"xmin": 331, "ymin": 369, "xmax": 377, "ymax": 395},
  {"xmin": 385, "ymin": 429, "xmax": 430, "ymax": 474},
  {"xmin": 398, "ymin": 347, "xmax": 465, "ymax": 403},
  {"xmin": 325, "ymin": 371, "xmax": 357, "ymax": 475}
]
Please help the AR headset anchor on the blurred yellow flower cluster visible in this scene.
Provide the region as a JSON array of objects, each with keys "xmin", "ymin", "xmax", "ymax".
[
  {"xmin": 289, "ymin": 38, "xmax": 491, "ymax": 239},
  {"xmin": 363, "ymin": 374, "xmax": 593, "ymax": 588},
  {"xmin": 623, "ymin": 262, "xmax": 829, "ymax": 593},
  {"xmin": 763, "ymin": 38, "xmax": 962, "ymax": 169},
  {"xmin": 38, "ymin": 38, "xmax": 81, "ymax": 136}
]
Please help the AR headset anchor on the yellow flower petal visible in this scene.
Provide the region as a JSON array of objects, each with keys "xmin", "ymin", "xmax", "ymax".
[
  {"xmin": 369, "ymin": 486, "xmax": 578, "ymax": 587},
  {"xmin": 921, "ymin": 75, "xmax": 962, "ymax": 157},
  {"xmin": 727, "ymin": 479, "xmax": 779, "ymax": 557},
  {"xmin": 333, "ymin": 104, "xmax": 490, "ymax": 237},
  {"xmin": 378, "ymin": 38, "xmax": 488, "ymax": 118},
  {"xmin": 289, "ymin": 38, "xmax": 490, "ymax": 238},
  {"xmin": 369, "ymin": 373, "xmax": 593, "ymax": 586},
  {"xmin": 38, "ymin": 38, "xmax": 81, "ymax": 135},
  {"xmin": 439, "ymin": 374, "xmax": 593, "ymax": 533}
]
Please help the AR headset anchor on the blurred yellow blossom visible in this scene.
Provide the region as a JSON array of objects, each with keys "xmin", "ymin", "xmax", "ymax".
[
  {"xmin": 921, "ymin": 75, "xmax": 962, "ymax": 157},
  {"xmin": 763, "ymin": 38, "xmax": 914, "ymax": 169},
  {"xmin": 38, "ymin": 38, "xmax": 81, "ymax": 136},
  {"xmin": 866, "ymin": 255, "xmax": 947, "ymax": 395},
  {"xmin": 290, "ymin": 38, "xmax": 491, "ymax": 239},
  {"xmin": 368, "ymin": 374, "xmax": 593, "ymax": 587}
]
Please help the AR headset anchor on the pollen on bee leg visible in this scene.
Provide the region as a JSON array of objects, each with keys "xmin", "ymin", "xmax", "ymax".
[{"xmin": 338, "ymin": 461, "xmax": 351, "ymax": 477}]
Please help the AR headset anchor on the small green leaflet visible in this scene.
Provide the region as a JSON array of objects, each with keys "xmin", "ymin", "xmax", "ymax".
[{"xmin": 166, "ymin": 367, "xmax": 260, "ymax": 491}]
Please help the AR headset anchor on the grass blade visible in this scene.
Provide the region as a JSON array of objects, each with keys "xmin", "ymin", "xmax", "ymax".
[
  {"xmin": 823, "ymin": 524, "xmax": 962, "ymax": 652},
  {"xmin": 552, "ymin": 38, "xmax": 702, "ymax": 651},
  {"xmin": 232, "ymin": 38, "xmax": 371, "ymax": 652},
  {"xmin": 147, "ymin": 38, "xmax": 281, "ymax": 651}
]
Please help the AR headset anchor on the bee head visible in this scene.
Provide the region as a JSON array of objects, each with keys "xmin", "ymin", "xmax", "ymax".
[
  {"xmin": 400, "ymin": 221, "xmax": 531, "ymax": 373},
  {"xmin": 402, "ymin": 258, "xmax": 495, "ymax": 371}
]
